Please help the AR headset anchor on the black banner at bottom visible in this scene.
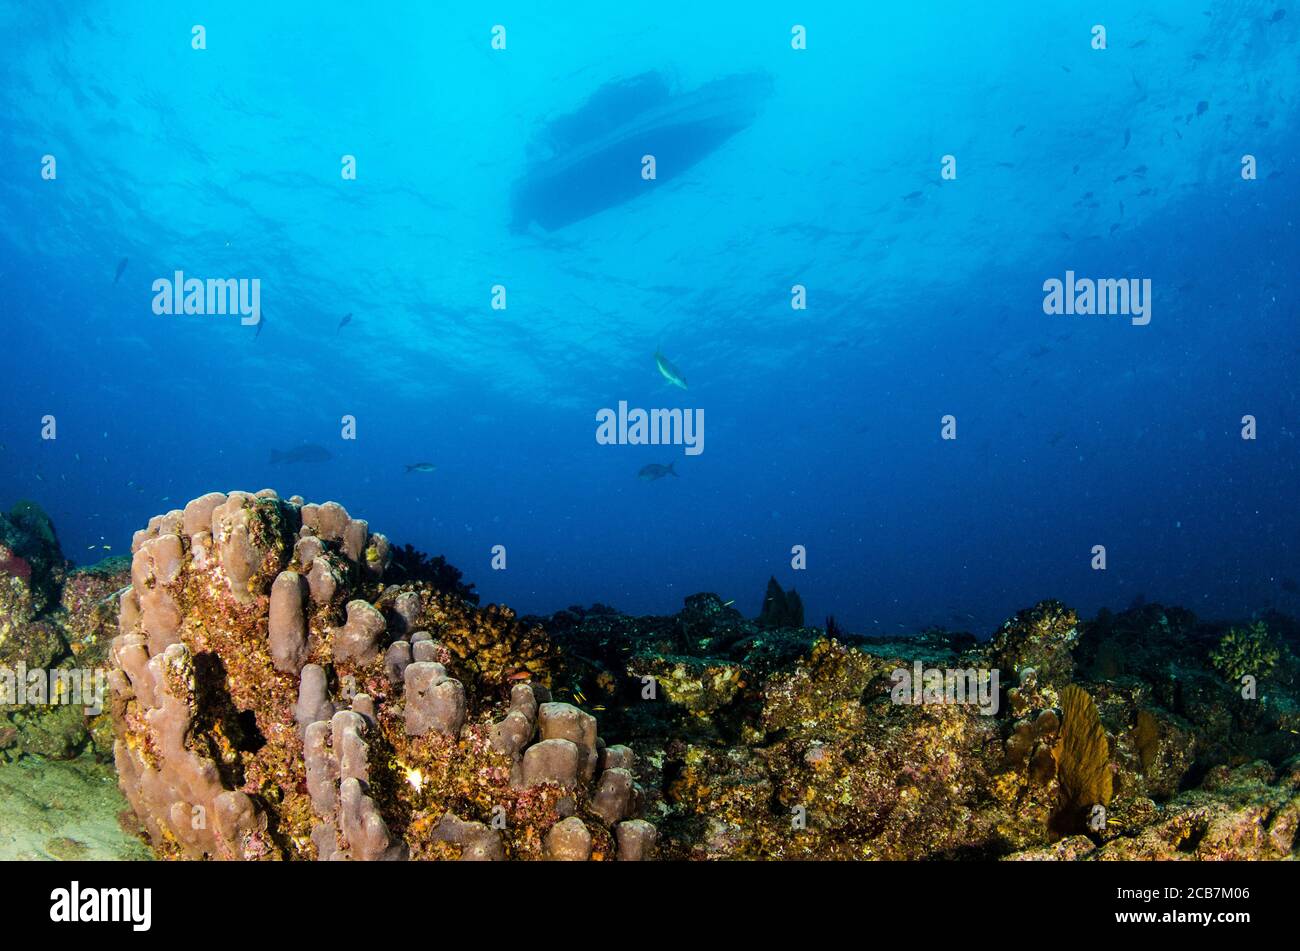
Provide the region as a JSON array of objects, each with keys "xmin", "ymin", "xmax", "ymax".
[{"xmin": 11, "ymin": 859, "xmax": 1287, "ymax": 939}]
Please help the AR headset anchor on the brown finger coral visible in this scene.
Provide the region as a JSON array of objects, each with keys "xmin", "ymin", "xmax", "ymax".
[{"xmin": 109, "ymin": 490, "xmax": 653, "ymax": 861}]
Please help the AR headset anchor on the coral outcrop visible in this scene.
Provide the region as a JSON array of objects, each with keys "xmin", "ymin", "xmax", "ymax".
[
  {"xmin": 1, "ymin": 501, "xmax": 124, "ymax": 762},
  {"xmin": 757, "ymin": 576, "xmax": 804, "ymax": 629},
  {"xmin": 536, "ymin": 593, "xmax": 1300, "ymax": 859},
  {"xmin": 108, "ymin": 490, "xmax": 654, "ymax": 860}
]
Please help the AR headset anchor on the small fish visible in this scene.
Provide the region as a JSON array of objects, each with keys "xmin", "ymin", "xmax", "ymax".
[
  {"xmin": 1196, "ymin": 100, "xmax": 1209, "ymax": 116},
  {"xmin": 1012, "ymin": 124, "xmax": 1025, "ymax": 136},
  {"xmin": 337, "ymin": 312, "xmax": 352, "ymax": 332},
  {"xmin": 1269, "ymin": 8, "xmax": 1286, "ymax": 23},
  {"xmin": 638, "ymin": 462, "xmax": 678, "ymax": 481},
  {"xmin": 405, "ymin": 462, "xmax": 436, "ymax": 474},
  {"xmin": 1123, "ymin": 128, "xmax": 1131, "ymax": 149},
  {"xmin": 654, "ymin": 349, "xmax": 688, "ymax": 390},
  {"xmin": 102, "ymin": 545, "xmax": 112, "ymax": 551},
  {"xmin": 902, "ymin": 190, "xmax": 923, "ymax": 201},
  {"xmin": 113, "ymin": 257, "xmax": 128, "ymax": 284}
]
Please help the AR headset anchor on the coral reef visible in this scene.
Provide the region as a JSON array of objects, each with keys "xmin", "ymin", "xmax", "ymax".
[
  {"xmin": 0, "ymin": 501, "xmax": 124, "ymax": 762},
  {"xmin": 1009, "ymin": 759, "xmax": 1300, "ymax": 860},
  {"xmin": 536, "ymin": 593, "xmax": 1300, "ymax": 859},
  {"xmin": 8, "ymin": 489, "xmax": 1299, "ymax": 862},
  {"xmin": 0, "ymin": 500, "xmax": 66, "ymax": 619},
  {"xmin": 108, "ymin": 490, "xmax": 654, "ymax": 860}
]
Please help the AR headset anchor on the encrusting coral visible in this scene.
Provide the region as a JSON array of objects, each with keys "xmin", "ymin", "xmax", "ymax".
[{"xmin": 109, "ymin": 489, "xmax": 654, "ymax": 860}]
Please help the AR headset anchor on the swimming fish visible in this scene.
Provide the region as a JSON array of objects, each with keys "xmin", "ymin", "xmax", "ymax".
[
  {"xmin": 638, "ymin": 462, "xmax": 678, "ymax": 481},
  {"xmin": 270, "ymin": 443, "xmax": 333, "ymax": 464},
  {"xmin": 654, "ymin": 349, "xmax": 688, "ymax": 389},
  {"xmin": 405, "ymin": 462, "xmax": 437, "ymax": 474},
  {"xmin": 113, "ymin": 257, "xmax": 128, "ymax": 284},
  {"xmin": 338, "ymin": 312, "xmax": 352, "ymax": 332}
]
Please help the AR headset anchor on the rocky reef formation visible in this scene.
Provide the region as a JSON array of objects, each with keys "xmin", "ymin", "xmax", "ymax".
[
  {"xmin": 757, "ymin": 576, "xmax": 803, "ymax": 628},
  {"xmin": 9, "ymin": 488, "xmax": 1299, "ymax": 862},
  {"xmin": 1, "ymin": 501, "xmax": 126, "ymax": 761},
  {"xmin": 108, "ymin": 490, "xmax": 654, "ymax": 860},
  {"xmin": 535, "ymin": 594, "xmax": 1300, "ymax": 859}
]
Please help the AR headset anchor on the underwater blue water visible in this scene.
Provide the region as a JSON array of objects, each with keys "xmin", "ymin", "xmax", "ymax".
[{"xmin": 0, "ymin": 1, "xmax": 1297, "ymax": 636}]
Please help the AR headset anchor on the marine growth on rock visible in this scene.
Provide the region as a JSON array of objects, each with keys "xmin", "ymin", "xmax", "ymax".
[{"xmin": 109, "ymin": 490, "xmax": 655, "ymax": 861}]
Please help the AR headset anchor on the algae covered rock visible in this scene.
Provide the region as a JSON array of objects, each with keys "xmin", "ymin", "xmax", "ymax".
[
  {"xmin": 0, "ymin": 507, "xmax": 124, "ymax": 763},
  {"xmin": 0, "ymin": 500, "xmax": 66, "ymax": 618},
  {"xmin": 1009, "ymin": 759, "xmax": 1300, "ymax": 860},
  {"xmin": 543, "ymin": 588, "xmax": 1300, "ymax": 860},
  {"xmin": 988, "ymin": 600, "xmax": 1079, "ymax": 710}
]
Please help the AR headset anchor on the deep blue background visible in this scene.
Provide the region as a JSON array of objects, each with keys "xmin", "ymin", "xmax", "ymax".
[{"xmin": 1, "ymin": 2, "xmax": 1296, "ymax": 635}]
